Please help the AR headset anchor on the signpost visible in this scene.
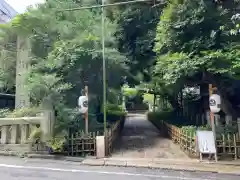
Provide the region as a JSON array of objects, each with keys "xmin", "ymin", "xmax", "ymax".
[{"xmin": 196, "ymin": 84, "xmax": 221, "ymax": 162}]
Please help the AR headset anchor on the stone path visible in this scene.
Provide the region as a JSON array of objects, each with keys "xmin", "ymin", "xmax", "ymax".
[{"xmin": 112, "ymin": 113, "xmax": 189, "ymax": 159}]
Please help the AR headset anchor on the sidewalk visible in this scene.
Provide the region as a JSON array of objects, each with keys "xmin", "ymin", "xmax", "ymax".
[{"xmin": 81, "ymin": 157, "xmax": 240, "ymax": 175}]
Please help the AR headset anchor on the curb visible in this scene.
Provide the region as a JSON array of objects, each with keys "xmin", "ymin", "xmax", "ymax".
[
  {"xmin": 1, "ymin": 152, "xmax": 240, "ymax": 175},
  {"xmin": 81, "ymin": 159, "xmax": 240, "ymax": 175},
  {"xmin": 0, "ymin": 151, "xmax": 87, "ymax": 162}
]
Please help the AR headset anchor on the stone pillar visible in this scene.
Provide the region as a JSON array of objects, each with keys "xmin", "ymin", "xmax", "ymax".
[
  {"xmin": 96, "ymin": 136, "xmax": 105, "ymax": 158},
  {"xmin": 1, "ymin": 126, "xmax": 8, "ymax": 144},
  {"xmin": 41, "ymin": 98, "xmax": 55, "ymax": 141},
  {"xmin": 15, "ymin": 36, "xmax": 31, "ymax": 109}
]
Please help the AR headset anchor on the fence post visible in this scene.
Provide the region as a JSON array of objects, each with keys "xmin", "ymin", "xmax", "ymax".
[
  {"xmin": 237, "ymin": 118, "xmax": 240, "ymax": 137},
  {"xmin": 201, "ymin": 113, "xmax": 205, "ymax": 125},
  {"xmin": 237, "ymin": 118, "xmax": 240, "ymax": 157},
  {"xmin": 206, "ymin": 111, "xmax": 211, "ymax": 126},
  {"xmin": 226, "ymin": 115, "xmax": 232, "ymax": 125}
]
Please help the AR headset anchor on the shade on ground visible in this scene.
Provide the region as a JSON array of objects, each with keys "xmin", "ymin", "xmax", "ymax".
[{"xmin": 112, "ymin": 113, "xmax": 189, "ymax": 159}]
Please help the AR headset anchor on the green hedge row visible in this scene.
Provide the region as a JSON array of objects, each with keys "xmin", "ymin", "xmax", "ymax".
[
  {"xmin": 148, "ymin": 111, "xmax": 238, "ymax": 140},
  {"xmin": 147, "ymin": 111, "xmax": 211, "ymax": 137}
]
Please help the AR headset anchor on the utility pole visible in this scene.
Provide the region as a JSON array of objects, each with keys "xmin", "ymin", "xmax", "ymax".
[
  {"xmin": 209, "ymin": 84, "xmax": 217, "ymax": 135},
  {"xmin": 102, "ymin": 0, "xmax": 107, "ymax": 133}
]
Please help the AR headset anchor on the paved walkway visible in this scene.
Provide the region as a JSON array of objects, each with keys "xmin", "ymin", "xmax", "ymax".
[{"xmin": 112, "ymin": 114, "xmax": 189, "ymax": 159}]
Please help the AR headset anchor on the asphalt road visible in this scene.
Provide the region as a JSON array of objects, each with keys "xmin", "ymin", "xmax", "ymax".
[{"xmin": 0, "ymin": 156, "xmax": 239, "ymax": 180}]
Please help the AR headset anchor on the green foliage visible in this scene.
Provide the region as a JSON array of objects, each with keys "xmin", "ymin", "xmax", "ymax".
[
  {"xmin": 0, "ymin": 107, "xmax": 41, "ymax": 118},
  {"xmin": 122, "ymin": 86, "xmax": 138, "ymax": 98},
  {"xmin": 104, "ymin": 103, "xmax": 126, "ymax": 116},
  {"xmin": 0, "ymin": 0, "xmax": 131, "ymax": 135},
  {"xmin": 142, "ymin": 93, "xmax": 154, "ymax": 104},
  {"xmin": 29, "ymin": 127, "xmax": 42, "ymax": 142},
  {"xmin": 113, "ymin": 2, "xmax": 163, "ymax": 83},
  {"xmin": 147, "ymin": 110, "xmax": 174, "ymax": 122},
  {"xmin": 152, "ymin": 0, "xmax": 240, "ymax": 115},
  {"xmin": 47, "ymin": 137, "xmax": 66, "ymax": 152},
  {"xmin": 0, "ymin": 108, "xmax": 11, "ymax": 118},
  {"xmin": 0, "ymin": 24, "xmax": 17, "ymax": 93}
]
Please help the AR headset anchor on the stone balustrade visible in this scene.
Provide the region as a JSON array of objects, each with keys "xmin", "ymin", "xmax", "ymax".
[{"xmin": 0, "ymin": 116, "xmax": 48, "ymax": 153}]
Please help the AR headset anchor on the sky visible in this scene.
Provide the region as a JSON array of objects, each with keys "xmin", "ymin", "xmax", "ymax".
[{"xmin": 6, "ymin": 0, "xmax": 44, "ymax": 13}]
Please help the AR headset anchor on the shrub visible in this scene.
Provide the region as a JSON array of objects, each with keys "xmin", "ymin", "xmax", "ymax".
[
  {"xmin": 147, "ymin": 110, "xmax": 174, "ymax": 129},
  {"xmin": 29, "ymin": 127, "xmax": 42, "ymax": 143},
  {"xmin": 148, "ymin": 110, "xmax": 173, "ymax": 122},
  {"xmin": 123, "ymin": 87, "xmax": 138, "ymax": 99},
  {"xmin": 5, "ymin": 107, "xmax": 42, "ymax": 118},
  {"xmin": 97, "ymin": 103, "xmax": 126, "ymax": 123},
  {"xmin": 0, "ymin": 108, "xmax": 11, "ymax": 118},
  {"xmin": 47, "ymin": 137, "xmax": 66, "ymax": 153}
]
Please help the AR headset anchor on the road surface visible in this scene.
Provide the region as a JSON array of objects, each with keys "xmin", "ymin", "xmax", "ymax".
[
  {"xmin": 0, "ymin": 156, "xmax": 239, "ymax": 180},
  {"xmin": 112, "ymin": 113, "xmax": 188, "ymax": 159}
]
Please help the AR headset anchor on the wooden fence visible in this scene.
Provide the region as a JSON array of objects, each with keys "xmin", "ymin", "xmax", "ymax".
[
  {"xmin": 67, "ymin": 120, "xmax": 121, "ymax": 157},
  {"xmin": 161, "ymin": 121, "xmax": 240, "ymax": 160}
]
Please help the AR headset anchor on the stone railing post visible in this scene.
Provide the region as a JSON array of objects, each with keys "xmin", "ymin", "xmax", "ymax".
[
  {"xmin": 10, "ymin": 125, "xmax": 18, "ymax": 144},
  {"xmin": 1, "ymin": 126, "xmax": 8, "ymax": 144},
  {"xmin": 20, "ymin": 124, "xmax": 28, "ymax": 144}
]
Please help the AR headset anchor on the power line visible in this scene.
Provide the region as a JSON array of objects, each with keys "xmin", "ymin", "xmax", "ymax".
[{"xmin": 56, "ymin": 0, "xmax": 163, "ymax": 12}]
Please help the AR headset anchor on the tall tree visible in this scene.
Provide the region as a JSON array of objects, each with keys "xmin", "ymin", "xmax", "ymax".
[
  {"xmin": 111, "ymin": 0, "xmax": 164, "ymax": 84},
  {"xmin": 154, "ymin": 0, "xmax": 240, "ymax": 115}
]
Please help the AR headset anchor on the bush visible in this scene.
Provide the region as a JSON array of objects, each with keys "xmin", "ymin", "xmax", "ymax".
[
  {"xmin": 147, "ymin": 110, "xmax": 174, "ymax": 129},
  {"xmin": 0, "ymin": 107, "xmax": 42, "ymax": 118},
  {"xmin": 97, "ymin": 103, "xmax": 126, "ymax": 124},
  {"xmin": 0, "ymin": 108, "xmax": 11, "ymax": 118},
  {"xmin": 123, "ymin": 87, "xmax": 138, "ymax": 98},
  {"xmin": 148, "ymin": 110, "xmax": 173, "ymax": 122},
  {"xmin": 148, "ymin": 110, "xmax": 212, "ymax": 137}
]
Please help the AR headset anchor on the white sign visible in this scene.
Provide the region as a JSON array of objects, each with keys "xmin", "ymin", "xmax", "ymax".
[
  {"xmin": 209, "ymin": 94, "xmax": 221, "ymax": 113},
  {"xmin": 196, "ymin": 131, "xmax": 216, "ymax": 154},
  {"xmin": 78, "ymin": 95, "xmax": 88, "ymax": 114}
]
